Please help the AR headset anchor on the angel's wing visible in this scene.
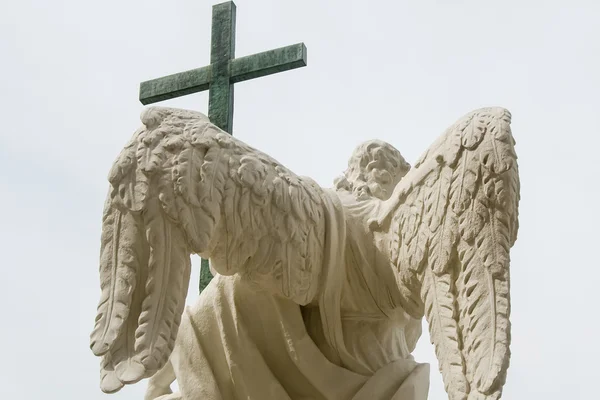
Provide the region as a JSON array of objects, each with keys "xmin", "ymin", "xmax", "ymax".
[
  {"xmin": 89, "ymin": 107, "xmax": 326, "ymax": 393},
  {"xmin": 376, "ymin": 107, "xmax": 519, "ymax": 400}
]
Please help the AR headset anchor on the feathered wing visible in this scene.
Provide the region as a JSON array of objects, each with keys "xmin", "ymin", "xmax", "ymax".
[
  {"xmin": 90, "ymin": 107, "xmax": 326, "ymax": 392},
  {"xmin": 380, "ymin": 107, "xmax": 519, "ymax": 400}
]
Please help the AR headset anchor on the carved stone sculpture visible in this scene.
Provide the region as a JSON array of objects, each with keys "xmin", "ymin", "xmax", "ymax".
[{"xmin": 90, "ymin": 106, "xmax": 520, "ymax": 399}]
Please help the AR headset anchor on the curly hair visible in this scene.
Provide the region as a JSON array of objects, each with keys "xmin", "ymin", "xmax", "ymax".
[{"xmin": 334, "ymin": 140, "xmax": 410, "ymax": 201}]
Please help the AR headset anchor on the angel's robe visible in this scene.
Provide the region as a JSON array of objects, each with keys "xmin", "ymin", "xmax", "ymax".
[{"xmin": 167, "ymin": 189, "xmax": 430, "ymax": 399}]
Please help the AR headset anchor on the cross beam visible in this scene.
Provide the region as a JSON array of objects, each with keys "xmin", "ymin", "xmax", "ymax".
[
  {"xmin": 140, "ymin": 44, "xmax": 307, "ymax": 129},
  {"xmin": 139, "ymin": 1, "xmax": 307, "ymax": 134},
  {"xmin": 138, "ymin": 1, "xmax": 307, "ymax": 292}
]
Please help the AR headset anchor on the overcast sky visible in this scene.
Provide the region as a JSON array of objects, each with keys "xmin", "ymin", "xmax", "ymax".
[{"xmin": 1, "ymin": 0, "xmax": 599, "ymax": 399}]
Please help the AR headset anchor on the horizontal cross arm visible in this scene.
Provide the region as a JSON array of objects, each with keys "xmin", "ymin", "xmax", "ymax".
[
  {"xmin": 139, "ymin": 65, "xmax": 212, "ymax": 105},
  {"xmin": 230, "ymin": 42, "xmax": 307, "ymax": 84},
  {"xmin": 138, "ymin": 42, "xmax": 307, "ymax": 105}
]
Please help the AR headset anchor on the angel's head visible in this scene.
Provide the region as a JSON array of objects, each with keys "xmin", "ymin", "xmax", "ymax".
[{"xmin": 335, "ymin": 139, "xmax": 411, "ymax": 201}]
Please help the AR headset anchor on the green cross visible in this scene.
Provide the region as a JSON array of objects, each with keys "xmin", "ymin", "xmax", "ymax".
[
  {"xmin": 139, "ymin": 1, "xmax": 307, "ymax": 133},
  {"xmin": 138, "ymin": 1, "xmax": 308, "ymax": 292}
]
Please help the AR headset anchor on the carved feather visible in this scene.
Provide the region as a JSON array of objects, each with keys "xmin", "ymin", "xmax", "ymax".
[
  {"xmin": 422, "ymin": 268, "xmax": 469, "ymax": 399},
  {"xmin": 90, "ymin": 206, "xmax": 145, "ymax": 357},
  {"xmin": 386, "ymin": 107, "xmax": 519, "ymax": 399},
  {"xmin": 106, "ymin": 213, "xmax": 149, "ymax": 385},
  {"xmin": 455, "ymin": 116, "xmax": 516, "ymax": 395},
  {"xmin": 427, "ymin": 165, "xmax": 459, "ymax": 275},
  {"xmin": 134, "ymin": 197, "xmax": 191, "ymax": 378},
  {"xmin": 107, "ymin": 129, "xmax": 149, "ymax": 212},
  {"xmin": 99, "ymin": 352, "xmax": 123, "ymax": 394},
  {"xmin": 92, "ymin": 107, "xmax": 327, "ymax": 391}
]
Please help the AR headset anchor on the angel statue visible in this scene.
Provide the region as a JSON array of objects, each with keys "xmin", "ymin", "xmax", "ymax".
[{"xmin": 90, "ymin": 106, "xmax": 520, "ymax": 400}]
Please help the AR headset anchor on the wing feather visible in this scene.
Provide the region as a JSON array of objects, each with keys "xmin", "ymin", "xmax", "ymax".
[
  {"xmin": 91, "ymin": 107, "xmax": 326, "ymax": 392},
  {"xmin": 107, "ymin": 130, "xmax": 149, "ymax": 212},
  {"xmin": 422, "ymin": 268, "xmax": 469, "ymax": 398},
  {"xmin": 99, "ymin": 353, "xmax": 123, "ymax": 394},
  {"xmin": 383, "ymin": 107, "xmax": 519, "ymax": 399},
  {"xmin": 110, "ymin": 221, "xmax": 149, "ymax": 384},
  {"xmin": 134, "ymin": 197, "xmax": 191, "ymax": 378},
  {"xmin": 90, "ymin": 205, "xmax": 145, "ymax": 357}
]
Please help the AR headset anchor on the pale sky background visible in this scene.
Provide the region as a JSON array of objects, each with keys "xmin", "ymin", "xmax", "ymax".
[{"xmin": 1, "ymin": 0, "xmax": 599, "ymax": 399}]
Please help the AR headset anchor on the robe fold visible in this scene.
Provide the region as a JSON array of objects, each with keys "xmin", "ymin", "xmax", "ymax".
[{"xmin": 166, "ymin": 190, "xmax": 429, "ymax": 399}]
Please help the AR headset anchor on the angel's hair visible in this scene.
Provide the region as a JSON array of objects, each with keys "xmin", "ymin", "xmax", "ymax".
[{"xmin": 334, "ymin": 139, "xmax": 411, "ymax": 201}]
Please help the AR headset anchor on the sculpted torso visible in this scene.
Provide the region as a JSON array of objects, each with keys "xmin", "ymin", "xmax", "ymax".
[
  {"xmin": 90, "ymin": 107, "xmax": 519, "ymax": 400},
  {"xmin": 305, "ymin": 192, "xmax": 419, "ymax": 375}
]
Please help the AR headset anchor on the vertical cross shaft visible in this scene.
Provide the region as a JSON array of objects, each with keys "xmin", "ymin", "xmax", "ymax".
[{"xmin": 208, "ymin": 2, "xmax": 236, "ymax": 133}]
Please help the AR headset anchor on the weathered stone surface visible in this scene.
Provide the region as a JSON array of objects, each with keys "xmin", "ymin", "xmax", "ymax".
[{"xmin": 91, "ymin": 106, "xmax": 519, "ymax": 400}]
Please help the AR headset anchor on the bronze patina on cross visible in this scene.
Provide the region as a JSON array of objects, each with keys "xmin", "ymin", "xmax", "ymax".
[{"xmin": 139, "ymin": 1, "xmax": 307, "ymax": 292}]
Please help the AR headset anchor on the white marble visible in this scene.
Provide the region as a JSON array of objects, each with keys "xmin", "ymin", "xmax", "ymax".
[{"xmin": 90, "ymin": 106, "xmax": 519, "ymax": 400}]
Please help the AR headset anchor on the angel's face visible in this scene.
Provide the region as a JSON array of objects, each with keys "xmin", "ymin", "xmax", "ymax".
[
  {"xmin": 343, "ymin": 140, "xmax": 410, "ymax": 201},
  {"xmin": 365, "ymin": 146, "xmax": 410, "ymax": 200}
]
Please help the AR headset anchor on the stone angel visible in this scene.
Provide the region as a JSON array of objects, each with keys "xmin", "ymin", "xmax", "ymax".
[{"xmin": 90, "ymin": 106, "xmax": 520, "ymax": 400}]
